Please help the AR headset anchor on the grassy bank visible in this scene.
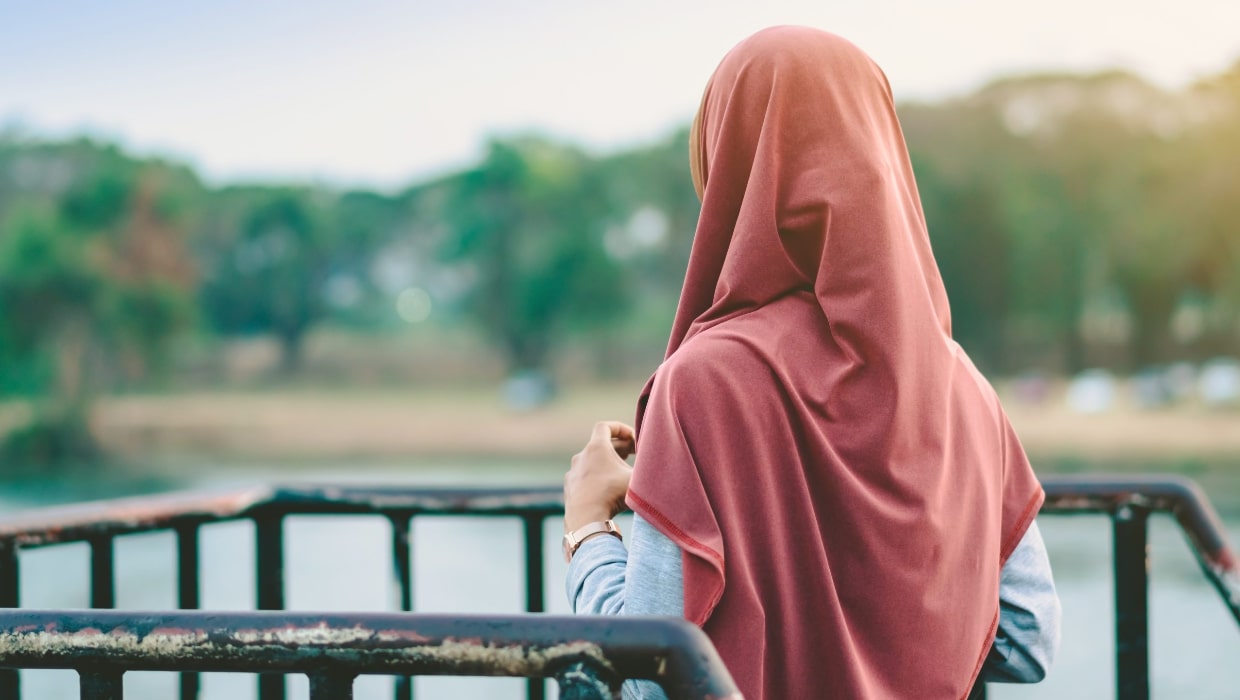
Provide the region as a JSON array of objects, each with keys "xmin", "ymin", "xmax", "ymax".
[
  {"xmin": 3, "ymin": 384, "xmax": 1240, "ymax": 512},
  {"xmin": 2, "ymin": 384, "xmax": 1237, "ymax": 465}
]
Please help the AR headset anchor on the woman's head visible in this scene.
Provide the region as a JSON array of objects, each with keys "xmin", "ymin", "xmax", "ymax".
[
  {"xmin": 670, "ymin": 25, "xmax": 951, "ymax": 356},
  {"xmin": 688, "ymin": 27, "xmax": 896, "ymax": 200}
]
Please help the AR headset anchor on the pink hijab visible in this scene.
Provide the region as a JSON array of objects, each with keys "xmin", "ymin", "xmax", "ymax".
[{"xmin": 627, "ymin": 27, "xmax": 1043, "ymax": 700}]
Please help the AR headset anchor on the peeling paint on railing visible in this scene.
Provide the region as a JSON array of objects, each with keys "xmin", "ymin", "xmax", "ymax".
[
  {"xmin": 1, "ymin": 476, "xmax": 1237, "ymax": 700},
  {"xmin": 0, "ymin": 611, "xmax": 736, "ymax": 700}
]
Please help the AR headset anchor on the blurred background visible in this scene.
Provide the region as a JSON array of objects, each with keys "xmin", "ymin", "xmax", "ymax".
[{"xmin": 2, "ymin": 1, "xmax": 1240, "ymax": 698}]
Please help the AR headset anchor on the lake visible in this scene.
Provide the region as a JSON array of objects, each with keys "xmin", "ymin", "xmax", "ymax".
[{"xmin": 2, "ymin": 462, "xmax": 1239, "ymax": 699}]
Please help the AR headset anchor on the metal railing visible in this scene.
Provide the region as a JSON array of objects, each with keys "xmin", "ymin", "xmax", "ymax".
[
  {"xmin": 0, "ymin": 486, "xmax": 570, "ymax": 700},
  {"xmin": 0, "ymin": 475, "xmax": 1237, "ymax": 700},
  {"xmin": 0, "ymin": 610, "xmax": 740, "ymax": 700},
  {"xmin": 1038, "ymin": 475, "xmax": 1240, "ymax": 700}
]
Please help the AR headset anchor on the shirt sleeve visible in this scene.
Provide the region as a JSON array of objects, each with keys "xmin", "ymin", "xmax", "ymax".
[
  {"xmin": 566, "ymin": 513, "xmax": 683, "ymax": 700},
  {"xmin": 982, "ymin": 520, "xmax": 1062, "ymax": 683},
  {"xmin": 567, "ymin": 514, "xmax": 1061, "ymax": 691}
]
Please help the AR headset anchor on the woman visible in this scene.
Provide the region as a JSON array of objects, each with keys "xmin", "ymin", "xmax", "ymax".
[{"xmin": 563, "ymin": 26, "xmax": 1060, "ymax": 700}]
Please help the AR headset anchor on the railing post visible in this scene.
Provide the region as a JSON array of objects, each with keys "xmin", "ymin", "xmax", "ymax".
[
  {"xmin": 255, "ymin": 513, "xmax": 286, "ymax": 700},
  {"xmin": 0, "ymin": 540, "xmax": 20, "ymax": 698},
  {"xmin": 1113, "ymin": 504, "xmax": 1150, "ymax": 700},
  {"xmin": 0, "ymin": 541, "xmax": 17, "ymax": 607},
  {"xmin": 89, "ymin": 537, "xmax": 115, "ymax": 609},
  {"xmin": 524, "ymin": 514, "xmax": 546, "ymax": 700},
  {"xmin": 176, "ymin": 524, "xmax": 201, "ymax": 700},
  {"xmin": 523, "ymin": 514, "xmax": 546, "ymax": 614},
  {"xmin": 309, "ymin": 673, "xmax": 355, "ymax": 700},
  {"xmin": 79, "ymin": 669, "xmax": 124, "ymax": 700},
  {"xmin": 389, "ymin": 513, "xmax": 415, "ymax": 700}
]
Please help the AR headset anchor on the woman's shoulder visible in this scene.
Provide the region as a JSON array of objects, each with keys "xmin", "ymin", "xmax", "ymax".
[
  {"xmin": 655, "ymin": 328, "xmax": 774, "ymax": 401},
  {"xmin": 667, "ymin": 326, "xmax": 758, "ymax": 368}
]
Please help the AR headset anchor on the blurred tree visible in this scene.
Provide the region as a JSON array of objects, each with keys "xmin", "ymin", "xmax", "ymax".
[
  {"xmin": 596, "ymin": 128, "xmax": 699, "ymax": 298},
  {"xmin": 902, "ymin": 71, "xmax": 1220, "ymax": 371},
  {"xmin": 912, "ymin": 154, "xmax": 1011, "ymax": 373},
  {"xmin": 1022, "ymin": 72, "xmax": 1204, "ymax": 368},
  {"xmin": 430, "ymin": 137, "xmax": 627, "ymax": 377},
  {"xmin": 1180, "ymin": 61, "xmax": 1240, "ymax": 356},
  {"xmin": 199, "ymin": 188, "xmax": 331, "ymax": 373},
  {"xmin": 2, "ymin": 55, "xmax": 1238, "ymax": 423},
  {"xmin": 586, "ymin": 129, "xmax": 701, "ymax": 376},
  {"xmin": 0, "ymin": 140, "xmax": 197, "ymax": 464},
  {"xmin": 329, "ymin": 190, "xmax": 405, "ymax": 326},
  {"xmin": 902, "ymin": 98, "xmax": 1023, "ymax": 372}
]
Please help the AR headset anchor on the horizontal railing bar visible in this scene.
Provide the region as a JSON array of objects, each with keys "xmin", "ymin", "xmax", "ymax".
[
  {"xmin": 0, "ymin": 490, "xmax": 275, "ymax": 548},
  {"xmin": 0, "ymin": 476, "xmax": 1235, "ymax": 626},
  {"xmin": 1042, "ymin": 475, "xmax": 1233, "ymax": 564},
  {"xmin": 1040, "ymin": 474, "xmax": 1240, "ymax": 625},
  {"xmin": 5, "ymin": 477, "xmax": 1234, "ymax": 555},
  {"xmin": 0, "ymin": 486, "xmax": 565, "ymax": 549},
  {"xmin": 0, "ymin": 611, "xmax": 741, "ymax": 700},
  {"xmin": 266, "ymin": 485, "xmax": 565, "ymax": 514}
]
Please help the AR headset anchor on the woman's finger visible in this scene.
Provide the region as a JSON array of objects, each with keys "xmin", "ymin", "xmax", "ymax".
[
  {"xmin": 590, "ymin": 421, "xmax": 615, "ymax": 444},
  {"xmin": 591, "ymin": 421, "xmax": 633, "ymax": 440},
  {"xmin": 590, "ymin": 422, "xmax": 636, "ymax": 457}
]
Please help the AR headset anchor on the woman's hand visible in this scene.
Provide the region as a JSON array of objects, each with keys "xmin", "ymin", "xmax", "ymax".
[{"xmin": 564, "ymin": 421, "xmax": 636, "ymax": 532}]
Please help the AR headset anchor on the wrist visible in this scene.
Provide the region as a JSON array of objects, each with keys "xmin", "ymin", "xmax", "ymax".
[
  {"xmin": 562, "ymin": 519, "xmax": 623, "ymax": 563},
  {"xmin": 565, "ymin": 507, "xmax": 613, "ymax": 533}
]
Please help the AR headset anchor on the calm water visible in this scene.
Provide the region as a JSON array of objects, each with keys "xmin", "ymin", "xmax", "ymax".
[{"xmin": 2, "ymin": 464, "xmax": 1239, "ymax": 699}]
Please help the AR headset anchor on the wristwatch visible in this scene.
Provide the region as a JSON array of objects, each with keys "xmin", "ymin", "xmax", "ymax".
[{"xmin": 562, "ymin": 520, "xmax": 622, "ymax": 562}]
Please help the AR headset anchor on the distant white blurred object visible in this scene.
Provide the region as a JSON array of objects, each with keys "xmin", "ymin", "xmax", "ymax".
[
  {"xmin": 1067, "ymin": 369, "xmax": 1117, "ymax": 414},
  {"xmin": 1132, "ymin": 366, "xmax": 1172, "ymax": 409},
  {"xmin": 1012, "ymin": 370, "xmax": 1052, "ymax": 405},
  {"xmin": 1164, "ymin": 362, "xmax": 1198, "ymax": 402},
  {"xmin": 1198, "ymin": 358, "xmax": 1240, "ymax": 408},
  {"xmin": 396, "ymin": 287, "xmax": 432, "ymax": 323},
  {"xmin": 503, "ymin": 370, "xmax": 556, "ymax": 411}
]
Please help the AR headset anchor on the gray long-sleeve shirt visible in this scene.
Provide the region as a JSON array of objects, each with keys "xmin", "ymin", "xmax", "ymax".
[{"xmin": 567, "ymin": 514, "xmax": 1060, "ymax": 699}]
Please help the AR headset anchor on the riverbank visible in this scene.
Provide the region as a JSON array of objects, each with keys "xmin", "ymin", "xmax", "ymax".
[{"xmin": 3, "ymin": 384, "xmax": 1237, "ymax": 467}]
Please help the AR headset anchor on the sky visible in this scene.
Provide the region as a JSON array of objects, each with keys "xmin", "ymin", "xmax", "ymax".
[{"xmin": 2, "ymin": 0, "xmax": 1238, "ymax": 189}]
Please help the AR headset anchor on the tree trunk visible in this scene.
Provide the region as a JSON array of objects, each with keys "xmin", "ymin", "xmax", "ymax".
[
  {"xmin": 3, "ymin": 315, "xmax": 104, "ymax": 467},
  {"xmin": 277, "ymin": 328, "xmax": 306, "ymax": 376},
  {"xmin": 1127, "ymin": 285, "xmax": 1177, "ymax": 369},
  {"xmin": 55, "ymin": 316, "xmax": 90, "ymax": 414}
]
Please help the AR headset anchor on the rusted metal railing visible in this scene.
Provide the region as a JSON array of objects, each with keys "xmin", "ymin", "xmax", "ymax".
[
  {"xmin": 0, "ymin": 610, "xmax": 740, "ymax": 700},
  {"xmin": 1038, "ymin": 475, "xmax": 1240, "ymax": 700},
  {"xmin": 0, "ymin": 475, "xmax": 1237, "ymax": 700},
  {"xmin": 0, "ymin": 486, "xmax": 568, "ymax": 700}
]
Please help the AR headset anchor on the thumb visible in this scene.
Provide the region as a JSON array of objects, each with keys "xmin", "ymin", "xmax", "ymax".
[{"xmin": 590, "ymin": 421, "xmax": 616, "ymax": 445}]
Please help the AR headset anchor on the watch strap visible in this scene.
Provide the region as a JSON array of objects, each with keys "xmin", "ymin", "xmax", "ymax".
[{"xmin": 563, "ymin": 519, "xmax": 622, "ymax": 562}]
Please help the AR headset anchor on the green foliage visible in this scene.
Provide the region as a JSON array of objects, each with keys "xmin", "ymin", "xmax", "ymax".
[
  {"xmin": 595, "ymin": 128, "xmax": 699, "ymax": 305},
  {"xmin": 198, "ymin": 186, "xmax": 411, "ymax": 368},
  {"xmin": 428, "ymin": 137, "xmax": 629, "ymax": 372},
  {"xmin": 3, "ymin": 60, "xmax": 1240, "ymax": 439},
  {"xmin": 906, "ymin": 69, "xmax": 1240, "ymax": 370},
  {"xmin": 0, "ymin": 411, "xmax": 100, "ymax": 469},
  {"xmin": 200, "ymin": 189, "xmax": 326, "ymax": 369},
  {"xmin": 0, "ymin": 207, "xmax": 100, "ymax": 349},
  {"xmin": 0, "ymin": 138, "xmax": 198, "ymax": 462}
]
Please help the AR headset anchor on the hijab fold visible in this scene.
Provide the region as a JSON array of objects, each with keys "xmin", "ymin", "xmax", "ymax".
[{"xmin": 627, "ymin": 26, "xmax": 1043, "ymax": 700}]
